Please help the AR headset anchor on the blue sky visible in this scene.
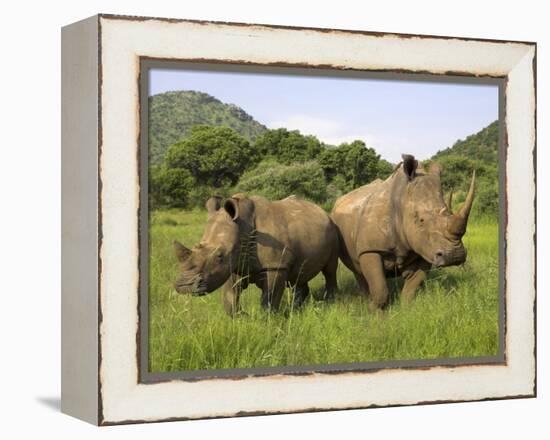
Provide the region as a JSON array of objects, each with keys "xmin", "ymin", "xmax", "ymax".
[{"xmin": 149, "ymin": 68, "xmax": 499, "ymax": 163}]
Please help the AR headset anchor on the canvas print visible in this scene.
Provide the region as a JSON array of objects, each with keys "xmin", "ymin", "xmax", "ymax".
[{"xmin": 144, "ymin": 65, "xmax": 501, "ymax": 375}]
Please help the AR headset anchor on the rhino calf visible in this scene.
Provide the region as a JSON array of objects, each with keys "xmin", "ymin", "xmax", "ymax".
[
  {"xmin": 332, "ymin": 154, "xmax": 475, "ymax": 311},
  {"xmin": 173, "ymin": 194, "xmax": 339, "ymax": 315}
]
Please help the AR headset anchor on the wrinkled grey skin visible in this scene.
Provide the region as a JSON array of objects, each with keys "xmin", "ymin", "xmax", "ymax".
[
  {"xmin": 331, "ymin": 154, "xmax": 475, "ymax": 311},
  {"xmin": 174, "ymin": 194, "xmax": 339, "ymax": 315}
]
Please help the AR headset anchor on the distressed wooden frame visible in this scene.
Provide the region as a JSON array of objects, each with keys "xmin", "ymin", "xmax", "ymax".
[{"xmin": 61, "ymin": 14, "xmax": 536, "ymax": 425}]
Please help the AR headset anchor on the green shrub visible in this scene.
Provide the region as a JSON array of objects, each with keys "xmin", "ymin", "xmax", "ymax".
[
  {"xmin": 319, "ymin": 140, "xmax": 384, "ymax": 192},
  {"xmin": 235, "ymin": 160, "xmax": 327, "ymax": 203},
  {"xmin": 149, "ymin": 166, "xmax": 195, "ymax": 209},
  {"xmin": 187, "ymin": 185, "xmax": 233, "ymax": 210},
  {"xmin": 430, "ymin": 155, "xmax": 499, "ymax": 219},
  {"xmin": 165, "ymin": 125, "xmax": 256, "ymax": 188},
  {"xmin": 253, "ymin": 128, "xmax": 323, "ymax": 164}
]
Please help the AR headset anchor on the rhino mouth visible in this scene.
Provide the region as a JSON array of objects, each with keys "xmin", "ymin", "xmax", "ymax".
[
  {"xmin": 191, "ymin": 285, "xmax": 208, "ymax": 296},
  {"xmin": 191, "ymin": 278, "xmax": 208, "ymax": 296},
  {"xmin": 175, "ymin": 276, "xmax": 208, "ymax": 296},
  {"xmin": 432, "ymin": 248, "xmax": 467, "ymax": 268}
]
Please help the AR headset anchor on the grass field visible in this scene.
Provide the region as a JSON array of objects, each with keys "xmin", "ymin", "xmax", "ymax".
[{"xmin": 148, "ymin": 209, "xmax": 500, "ymax": 373}]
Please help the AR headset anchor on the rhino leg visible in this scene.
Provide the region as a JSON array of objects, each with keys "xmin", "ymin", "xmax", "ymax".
[
  {"xmin": 322, "ymin": 252, "xmax": 338, "ymax": 301},
  {"xmin": 401, "ymin": 260, "xmax": 430, "ymax": 303},
  {"xmin": 260, "ymin": 270, "xmax": 287, "ymax": 312},
  {"xmin": 321, "ymin": 250, "xmax": 339, "ymax": 301},
  {"xmin": 293, "ymin": 283, "xmax": 310, "ymax": 308},
  {"xmin": 352, "ymin": 272, "xmax": 369, "ymax": 296},
  {"xmin": 401, "ymin": 270, "xmax": 426, "ymax": 303},
  {"xmin": 223, "ymin": 274, "xmax": 248, "ymax": 317},
  {"xmin": 359, "ymin": 253, "xmax": 389, "ymax": 311}
]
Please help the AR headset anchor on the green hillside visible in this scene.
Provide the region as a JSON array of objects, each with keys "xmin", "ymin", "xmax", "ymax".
[
  {"xmin": 148, "ymin": 91, "xmax": 267, "ymax": 165},
  {"xmin": 432, "ymin": 120, "xmax": 499, "ymax": 163}
]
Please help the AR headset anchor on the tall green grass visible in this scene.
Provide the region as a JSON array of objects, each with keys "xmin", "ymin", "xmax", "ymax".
[{"xmin": 148, "ymin": 209, "xmax": 499, "ymax": 372}]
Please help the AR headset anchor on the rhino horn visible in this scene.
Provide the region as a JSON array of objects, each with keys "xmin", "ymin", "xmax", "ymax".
[
  {"xmin": 448, "ymin": 171, "xmax": 475, "ymax": 237},
  {"xmin": 446, "ymin": 189, "xmax": 454, "ymax": 214}
]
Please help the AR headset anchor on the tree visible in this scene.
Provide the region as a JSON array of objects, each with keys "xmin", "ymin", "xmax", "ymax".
[
  {"xmin": 427, "ymin": 156, "xmax": 495, "ymax": 192},
  {"xmin": 253, "ymin": 128, "xmax": 324, "ymax": 164},
  {"xmin": 376, "ymin": 159, "xmax": 394, "ymax": 180},
  {"xmin": 149, "ymin": 166, "xmax": 195, "ymax": 209},
  {"xmin": 319, "ymin": 140, "xmax": 383, "ymax": 192},
  {"xmin": 428, "ymin": 120, "xmax": 500, "ymax": 219},
  {"xmin": 165, "ymin": 125, "xmax": 256, "ymax": 188}
]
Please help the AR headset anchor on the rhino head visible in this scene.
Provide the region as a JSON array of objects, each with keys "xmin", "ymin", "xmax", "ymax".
[
  {"xmin": 173, "ymin": 196, "xmax": 246, "ymax": 296},
  {"xmin": 399, "ymin": 155, "xmax": 475, "ymax": 268}
]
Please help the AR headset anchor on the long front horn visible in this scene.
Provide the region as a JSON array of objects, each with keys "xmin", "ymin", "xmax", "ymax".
[
  {"xmin": 458, "ymin": 170, "xmax": 476, "ymax": 220},
  {"xmin": 448, "ymin": 171, "xmax": 476, "ymax": 236}
]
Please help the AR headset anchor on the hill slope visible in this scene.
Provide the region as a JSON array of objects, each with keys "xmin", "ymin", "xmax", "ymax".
[
  {"xmin": 148, "ymin": 91, "xmax": 268, "ymax": 165},
  {"xmin": 431, "ymin": 120, "xmax": 499, "ymax": 163}
]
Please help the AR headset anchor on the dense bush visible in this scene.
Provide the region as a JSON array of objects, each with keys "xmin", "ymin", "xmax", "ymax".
[
  {"xmin": 254, "ymin": 128, "xmax": 324, "ymax": 164},
  {"xmin": 377, "ymin": 159, "xmax": 395, "ymax": 180},
  {"xmin": 165, "ymin": 125, "xmax": 256, "ymax": 188},
  {"xmin": 149, "ymin": 166, "xmax": 195, "ymax": 209},
  {"xmin": 152, "ymin": 125, "xmax": 390, "ymax": 210},
  {"xmin": 150, "ymin": 119, "xmax": 499, "ymax": 219},
  {"xmin": 427, "ymin": 121, "xmax": 499, "ymax": 218},
  {"xmin": 474, "ymin": 178, "xmax": 499, "ymax": 218},
  {"xmin": 319, "ymin": 140, "xmax": 386, "ymax": 192},
  {"xmin": 236, "ymin": 160, "xmax": 328, "ymax": 203},
  {"xmin": 426, "ymin": 156, "xmax": 499, "ymax": 219}
]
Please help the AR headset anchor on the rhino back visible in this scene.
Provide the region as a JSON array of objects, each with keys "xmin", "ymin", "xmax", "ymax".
[
  {"xmin": 252, "ymin": 195, "xmax": 337, "ymax": 282},
  {"xmin": 332, "ymin": 178, "xmax": 397, "ymax": 263}
]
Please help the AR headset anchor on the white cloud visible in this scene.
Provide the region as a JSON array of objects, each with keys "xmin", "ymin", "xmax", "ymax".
[
  {"xmin": 266, "ymin": 114, "xmax": 411, "ymax": 162},
  {"xmin": 268, "ymin": 114, "xmax": 376, "ymax": 144}
]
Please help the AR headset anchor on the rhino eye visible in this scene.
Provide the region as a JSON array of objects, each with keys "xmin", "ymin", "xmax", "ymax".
[
  {"xmin": 414, "ymin": 212, "xmax": 424, "ymax": 225},
  {"xmin": 415, "ymin": 214, "xmax": 425, "ymax": 226}
]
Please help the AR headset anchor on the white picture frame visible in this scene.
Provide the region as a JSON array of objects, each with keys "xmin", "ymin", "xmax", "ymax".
[{"xmin": 61, "ymin": 14, "xmax": 536, "ymax": 425}]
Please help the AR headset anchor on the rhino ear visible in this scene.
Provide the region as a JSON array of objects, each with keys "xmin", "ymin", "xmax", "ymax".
[
  {"xmin": 223, "ymin": 198, "xmax": 239, "ymax": 221},
  {"xmin": 173, "ymin": 240, "xmax": 191, "ymax": 262},
  {"xmin": 402, "ymin": 154, "xmax": 418, "ymax": 181},
  {"xmin": 205, "ymin": 195, "xmax": 222, "ymax": 218}
]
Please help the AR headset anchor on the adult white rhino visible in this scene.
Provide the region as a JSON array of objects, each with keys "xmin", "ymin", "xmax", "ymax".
[
  {"xmin": 174, "ymin": 194, "xmax": 339, "ymax": 315},
  {"xmin": 331, "ymin": 154, "xmax": 475, "ymax": 311}
]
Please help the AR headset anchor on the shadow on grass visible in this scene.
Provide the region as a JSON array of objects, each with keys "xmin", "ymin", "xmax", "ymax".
[{"xmin": 307, "ymin": 264, "xmax": 471, "ymax": 309}]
